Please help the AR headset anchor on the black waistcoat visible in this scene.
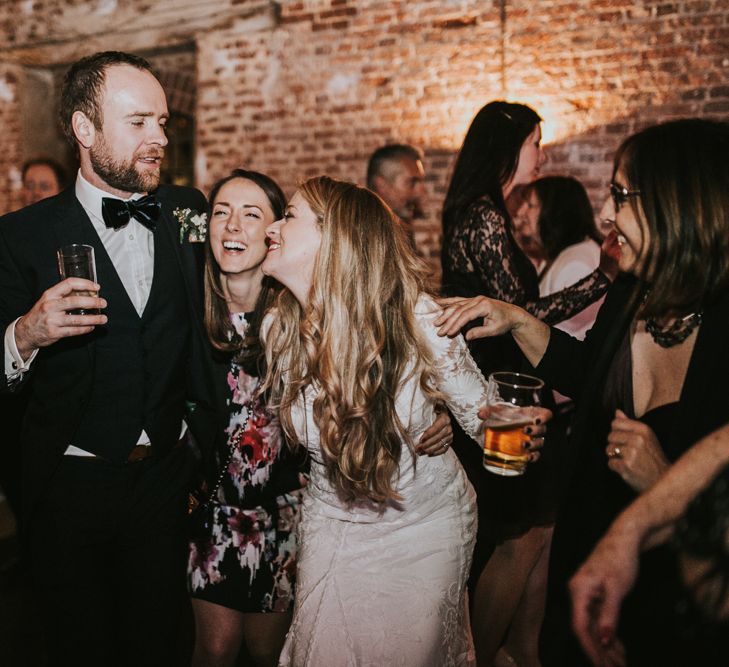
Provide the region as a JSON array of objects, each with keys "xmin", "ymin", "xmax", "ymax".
[{"xmin": 70, "ymin": 222, "xmax": 191, "ymax": 462}]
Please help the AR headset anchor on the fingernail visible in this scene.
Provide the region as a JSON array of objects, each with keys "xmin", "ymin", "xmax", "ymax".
[{"xmin": 524, "ymin": 426, "xmax": 533, "ymax": 435}]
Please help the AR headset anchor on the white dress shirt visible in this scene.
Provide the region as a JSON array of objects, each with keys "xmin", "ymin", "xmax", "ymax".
[{"xmin": 4, "ymin": 171, "xmax": 157, "ymax": 455}]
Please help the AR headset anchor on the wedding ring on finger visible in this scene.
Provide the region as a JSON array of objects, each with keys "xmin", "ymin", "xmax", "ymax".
[
  {"xmin": 608, "ymin": 446, "xmax": 622, "ymax": 459},
  {"xmin": 442, "ymin": 439, "xmax": 451, "ymax": 449}
]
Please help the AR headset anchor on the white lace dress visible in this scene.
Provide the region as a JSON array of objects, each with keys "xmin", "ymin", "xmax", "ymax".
[{"xmin": 272, "ymin": 296, "xmax": 490, "ymax": 667}]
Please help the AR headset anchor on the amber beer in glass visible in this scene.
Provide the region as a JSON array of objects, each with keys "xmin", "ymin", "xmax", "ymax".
[{"xmin": 483, "ymin": 372, "xmax": 543, "ymax": 476}]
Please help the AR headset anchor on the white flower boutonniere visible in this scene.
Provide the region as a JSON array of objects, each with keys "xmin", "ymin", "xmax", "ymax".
[{"xmin": 174, "ymin": 207, "xmax": 208, "ymax": 243}]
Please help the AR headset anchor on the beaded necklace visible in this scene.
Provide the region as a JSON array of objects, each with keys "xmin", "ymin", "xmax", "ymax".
[{"xmin": 644, "ymin": 311, "xmax": 702, "ymax": 348}]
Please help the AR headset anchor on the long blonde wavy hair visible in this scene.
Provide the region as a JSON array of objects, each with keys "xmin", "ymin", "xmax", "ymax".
[{"xmin": 262, "ymin": 176, "xmax": 441, "ymax": 507}]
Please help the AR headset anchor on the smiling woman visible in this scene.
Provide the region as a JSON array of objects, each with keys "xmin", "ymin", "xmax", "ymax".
[
  {"xmin": 188, "ymin": 169, "xmax": 309, "ymax": 667},
  {"xmin": 261, "ymin": 191, "xmax": 323, "ymax": 306}
]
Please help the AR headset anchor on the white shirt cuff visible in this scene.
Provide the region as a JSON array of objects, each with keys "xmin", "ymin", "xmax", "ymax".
[{"xmin": 4, "ymin": 318, "xmax": 38, "ymax": 380}]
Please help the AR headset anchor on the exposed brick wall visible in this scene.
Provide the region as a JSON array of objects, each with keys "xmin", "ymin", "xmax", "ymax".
[
  {"xmin": 1, "ymin": 0, "xmax": 728, "ymax": 278},
  {"xmin": 0, "ymin": 64, "xmax": 26, "ymax": 214}
]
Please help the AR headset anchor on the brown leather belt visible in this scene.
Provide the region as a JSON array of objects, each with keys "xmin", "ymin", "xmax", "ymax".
[
  {"xmin": 127, "ymin": 445, "xmax": 153, "ymax": 463},
  {"xmin": 127, "ymin": 435, "xmax": 186, "ymax": 463},
  {"xmin": 65, "ymin": 436, "xmax": 185, "ymax": 464}
]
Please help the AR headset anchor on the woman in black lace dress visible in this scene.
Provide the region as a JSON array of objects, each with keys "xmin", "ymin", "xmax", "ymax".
[{"xmin": 441, "ymin": 101, "xmax": 615, "ymax": 667}]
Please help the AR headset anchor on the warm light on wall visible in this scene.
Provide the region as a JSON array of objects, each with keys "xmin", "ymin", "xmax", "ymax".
[
  {"xmin": 513, "ymin": 96, "xmax": 577, "ymax": 145},
  {"xmin": 435, "ymin": 96, "xmax": 574, "ymax": 151}
]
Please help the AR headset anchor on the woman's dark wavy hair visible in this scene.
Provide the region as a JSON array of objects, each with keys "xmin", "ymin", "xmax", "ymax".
[
  {"xmin": 203, "ymin": 169, "xmax": 286, "ymax": 376},
  {"xmin": 442, "ymin": 100, "xmax": 542, "ymax": 240},
  {"xmin": 524, "ymin": 176, "xmax": 601, "ymax": 263},
  {"xmin": 614, "ymin": 118, "xmax": 729, "ymax": 318}
]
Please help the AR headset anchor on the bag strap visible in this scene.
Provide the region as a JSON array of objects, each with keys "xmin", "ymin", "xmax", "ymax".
[{"xmin": 205, "ymin": 402, "xmax": 252, "ymax": 503}]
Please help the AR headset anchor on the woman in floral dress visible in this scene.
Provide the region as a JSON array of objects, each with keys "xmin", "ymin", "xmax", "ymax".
[{"xmin": 187, "ymin": 170, "xmax": 305, "ymax": 667}]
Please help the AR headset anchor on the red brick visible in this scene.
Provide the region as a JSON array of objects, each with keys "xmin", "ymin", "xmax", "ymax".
[{"xmin": 0, "ymin": 0, "xmax": 726, "ymax": 278}]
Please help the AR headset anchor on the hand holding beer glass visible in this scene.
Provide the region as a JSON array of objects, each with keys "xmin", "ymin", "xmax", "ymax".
[{"xmin": 483, "ymin": 371, "xmax": 544, "ymax": 476}]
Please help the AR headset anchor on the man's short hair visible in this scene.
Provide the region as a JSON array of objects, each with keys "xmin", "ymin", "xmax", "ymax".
[
  {"xmin": 59, "ymin": 51, "xmax": 154, "ymax": 146},
  {"xmin": 366, "ymin": 144, "xmax": 423, "ymax": 189},
  {"xmin": 22, "ymin": 157, "xmax": 68, "ymax": 189}
]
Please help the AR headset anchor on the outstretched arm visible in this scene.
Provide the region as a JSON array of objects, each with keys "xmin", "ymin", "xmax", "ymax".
[
  {"xmin": 452, "ymin": 201, "xmax": 612, "ymax": 324},
  {"xmin": 420, "ymin": 297, "xmax": 549, "ymax": 451},
  {"xmin": 435, "ymin": 295, "xmax": 551, "ymax": 368}
]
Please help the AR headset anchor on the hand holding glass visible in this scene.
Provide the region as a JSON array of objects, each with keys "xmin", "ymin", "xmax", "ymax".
[
  {"xmin": 483, "ymin": 372, "xmax": 544, "ymax": 476},
  {"xmin": 57, "ymin": 244, "xmax": 99, "ymax": 315}
]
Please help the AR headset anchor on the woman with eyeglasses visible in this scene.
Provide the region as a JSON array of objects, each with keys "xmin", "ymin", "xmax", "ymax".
[
  {"xmin": 440, "ymin": 101, "xmax": 617, "ymax": 667},
  {"xmin": 436, "ymin": 118, "xmax": 729, "ymax": 666}
]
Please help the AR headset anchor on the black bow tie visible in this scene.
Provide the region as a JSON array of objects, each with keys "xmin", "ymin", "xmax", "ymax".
[{"xmin": 101, "ymin": 195, "xmax": 161, "ymax": 232}]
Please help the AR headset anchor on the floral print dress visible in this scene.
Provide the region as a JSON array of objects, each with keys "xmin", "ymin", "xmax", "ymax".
[{"xmin": 188, "ymin": 312, "xmax": 306, "ymax": 613}]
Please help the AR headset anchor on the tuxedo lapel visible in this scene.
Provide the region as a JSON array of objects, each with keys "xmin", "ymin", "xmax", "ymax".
[
  {"xmin": 51, "ymin": 189, "xmax": 98, "ymax": 251},
  {"xmin": 154, "ymin": 190, "xmax": 222, "ymax": 435},
  {"xmin": 156, "ymin": 193, "xmax": 207, "ymax": 344}
]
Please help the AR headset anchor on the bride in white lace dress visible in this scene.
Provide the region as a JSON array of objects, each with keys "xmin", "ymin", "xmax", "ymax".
[{"xmin": 259, "ymin": 176, "xmax": 542, "ymax": 666}]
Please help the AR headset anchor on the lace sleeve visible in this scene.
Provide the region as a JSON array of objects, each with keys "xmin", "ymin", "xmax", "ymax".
[
  {"xmin": 451, "ymin": 200, "xmax": 610, "ymax": 325},
  {"xmin": 529, "ymin": 271, "xmax": 610, "ymax": 325},
  {"xmin": 416, "ymin": 296, "xmax": 490, "ymax": 445}
]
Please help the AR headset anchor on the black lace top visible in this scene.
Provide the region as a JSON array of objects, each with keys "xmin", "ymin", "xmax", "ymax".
[{"xmin": 441, "ymin": 196, "xmax": 609, "ymax": 325}]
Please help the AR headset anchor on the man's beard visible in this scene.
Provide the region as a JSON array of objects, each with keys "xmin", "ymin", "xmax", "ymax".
[{"xmin": 90, "ymin": 135, "xmax": 162, "ymax": 194}]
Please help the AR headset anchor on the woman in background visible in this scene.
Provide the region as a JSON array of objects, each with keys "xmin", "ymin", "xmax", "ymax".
[
  {"xmin": 516, "ymin": 175, "xmax": 603, "ymax": 341},
  {"xmin": 441, "ymin": 101, "xmax": 615, "ymax": 667}
]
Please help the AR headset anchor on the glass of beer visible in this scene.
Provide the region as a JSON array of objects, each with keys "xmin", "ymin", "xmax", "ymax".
[
  {"xmin": 57, "ymin": 244, "xmax": 98, "ymax": 314},
  {"xmin": 483, "ymin": 371, "xmax": 544, "ymax": 476}
]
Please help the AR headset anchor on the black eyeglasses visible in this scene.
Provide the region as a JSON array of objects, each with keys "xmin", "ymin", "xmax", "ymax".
[{"xmin": 610, "ymin": 182, "xmax": 641, "ymax": 211}]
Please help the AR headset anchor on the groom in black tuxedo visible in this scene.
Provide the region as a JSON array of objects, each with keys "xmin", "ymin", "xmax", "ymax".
[{"xmin": 0, "ymin": 51, "xmax": 216, "ymax": 665}]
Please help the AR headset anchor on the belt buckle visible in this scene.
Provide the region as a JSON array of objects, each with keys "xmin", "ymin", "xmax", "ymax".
[{"xmin": 127, "ymin": 445, "xmax": 152, "ymax": 463}]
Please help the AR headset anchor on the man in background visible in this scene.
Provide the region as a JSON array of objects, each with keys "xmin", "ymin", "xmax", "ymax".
[
  {"xmin": 21, "ymin": 157, "xmax": 67, "ymax": 206},
  {"xmin": 366, "ymin": 143, "xmax": 426, "ymax": 245}
]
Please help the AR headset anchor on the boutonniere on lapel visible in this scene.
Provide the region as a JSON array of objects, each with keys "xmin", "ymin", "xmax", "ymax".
[{"xmin": 174, "ymin": 208, "xmax": 208, "ymax": 243}]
